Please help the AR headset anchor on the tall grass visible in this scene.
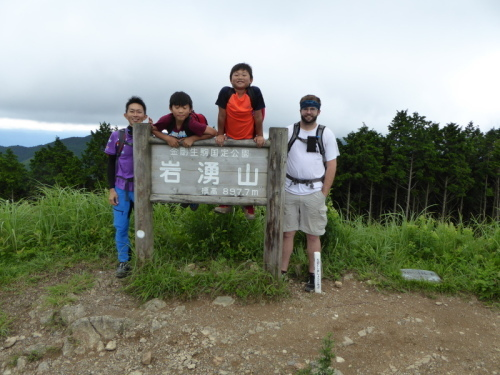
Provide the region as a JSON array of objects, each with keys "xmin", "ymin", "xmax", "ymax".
[
  {"xmin": 0, "ymin": 186, "xmax": 114, "ymax": 285},
  {"xmin": 314, "ymin": 205, "xmax": 500, "ymax": 300},
  {"xmin": 0, "ymin": 187, "xmax": 498, "ymax": 302}
]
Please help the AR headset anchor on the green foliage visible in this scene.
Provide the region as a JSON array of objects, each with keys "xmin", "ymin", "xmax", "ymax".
[
  {"xmin": 152, "ymin": 204, "xmax": 265, "ymax": 261},
  {"xmin": 0, "ymin": 187, "xmax": 498, "ymax": 303},
  {"xmin": 296, "ymin": 333, "xmax": 336, "ymax": 375},
  {"xmin": 320, "ymin": 211, "xmax": 499, "ymax": 301},
  {"xmin": 44, "ymin": 272, "xmax": 95, "ymax": 307},
  {"xmin": 80, "ymin": 122, "xmax": 115, "ymax": 190},
  {"xmin": 0, "ymin": 187, "xmax": 113, "ymax": 286},
  {"xmin": 334, "ymin": 124, "xmax": 385, "ymax": 221},
  {"xmin": 27, "ymin": 350, "xmax": 43, "ymax": 362},
  {"xmin": 0, "ymin": 149, "xmax": 28, "ymax": 200},
  {"xmin": 0, "ymin": 309, "xmax": 13, "ymax": 337},
  {"xmin": 126, "ymin": 258, "xmax": 288, "ymax": 301},
  {"xmin": 29, "ymin": 138, "xmax": 84, "ymax": 189},
  {"xmin": 334, "ymin": 111, "xmax": 500, "ymax": 222}
]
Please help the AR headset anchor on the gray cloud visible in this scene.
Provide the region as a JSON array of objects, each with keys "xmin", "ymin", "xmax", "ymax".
[{"xmin": 1, "ymin": 0, "xmax": 499, "ymax": 147}]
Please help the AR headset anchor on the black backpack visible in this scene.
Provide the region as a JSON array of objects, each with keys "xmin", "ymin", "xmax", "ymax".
[
  {"xmin": 286, "ymin": 123, "xmax": 327, "ymax": 188},
  {"xmin": 221, "ymin": 86, "xmax": 266, "ymax": 119},
  {"xmin": 287, "ymin": 122, "xmax": 326, "ymax": 165}
]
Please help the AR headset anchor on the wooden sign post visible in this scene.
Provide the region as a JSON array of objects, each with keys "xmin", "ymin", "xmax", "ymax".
[{"xmin": 133, "ymin": 124, "xmax": 287, "ymax": 278}]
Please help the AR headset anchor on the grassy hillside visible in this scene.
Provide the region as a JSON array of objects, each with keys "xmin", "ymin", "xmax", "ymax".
[{"xmin": 0, "ymin": 187, "xmax": 498, "ymax": 303}]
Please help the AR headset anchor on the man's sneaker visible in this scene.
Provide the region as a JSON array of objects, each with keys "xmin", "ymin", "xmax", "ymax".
[
  {"xmin": 243, "ymin": 206, "xmax": 255, "ymax": 220},
  {"xmin": 214, "ymin": 205, "xmax": 232, "ymax": 214},
  {"xmin": 116, "ymin": 262, "xmax": 131, "ymax": 278},
  {"xmin": 304, "ymin": 273, "xmax": 315, "ymax": 292},
  {"xmin": 181, "ymin": 203, "xmax": 199, "ymax": 211}
]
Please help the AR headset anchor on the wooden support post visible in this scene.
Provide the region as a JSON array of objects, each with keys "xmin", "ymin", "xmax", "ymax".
[
  {"xmin": 133, "ymin": 123, "xmax": 154, "ymax": 262},
  {"xmin": 264, "ymin": 127, "xmax": 288, "ymax": 278}
]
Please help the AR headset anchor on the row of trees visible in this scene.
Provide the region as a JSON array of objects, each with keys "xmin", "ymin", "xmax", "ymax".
[
  {"xmin": 1, "ymin": 112, "xmax": 499, "ymax": 221},
  {"xmin": 333, "ymin": 111, "xmax": 499, "ymax": 222},
  {"xmin": 0, "ymin": 122, "xmax": 113, "ymax": 200}
]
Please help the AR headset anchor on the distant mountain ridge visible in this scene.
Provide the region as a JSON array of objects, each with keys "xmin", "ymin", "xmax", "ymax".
[{"xmin": 0, "ymin": 135, "xmax": 92, "ymax": 164}]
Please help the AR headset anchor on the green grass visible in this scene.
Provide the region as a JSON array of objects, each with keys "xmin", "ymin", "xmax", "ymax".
[
  {"xmin": 0, "ymin": 309, "xmax": 13, "ymax": 337},
  {"xmin": 296, "ymin": 333, "xmax": 336, "ymax": 375},
  {"xmin": 0, "ymin": 187, "xmax": 498, "ymax": 302},
  {"xmin": 127, "ymin": 258, "xmax": 289, "ymax": 301},
  {"xmin": 44, "ymin": 272, "xmax": 95, "ymax": 307}
]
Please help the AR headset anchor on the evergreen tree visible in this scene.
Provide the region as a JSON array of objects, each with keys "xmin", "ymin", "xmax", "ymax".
[
  {"xmin": 386, "ymin": 111, "xmax": 433, "ymax": 218},
  {"xmin": 482, "ymin": 128, "xmax": 500, "ymax": 220},
  {"xmin": 461, "ymin": 122, "xmax": 487, "ymax": 220},
  {"xmin": 29, "ymin": 138, "xmax": 84, "ymax": 188},
  {"xmin": 0, "ymin": 149, "xmax": 29, "ymax": 200},
  {"xmin": 335, "ymin": 124, "xmax": 385, "ymax": 221},
  {"xmin": 413, "ymin": 122, "xmax": 440, "ymax": 215},
  {"xmin": 435, "ymin": 123, "xmax": 473, "ymax": 220},
  {"xmin": 80, "ymin": 122, "xmax": 115, "ymax": 190}
]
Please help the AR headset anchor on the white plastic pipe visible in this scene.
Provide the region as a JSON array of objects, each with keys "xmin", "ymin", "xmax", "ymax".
[{"xmin": 314, "ymin": 251, "xmax": 321, "ymax": 293}]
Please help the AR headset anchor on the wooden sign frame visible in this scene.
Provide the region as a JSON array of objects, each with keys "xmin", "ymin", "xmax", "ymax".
[{"xmin": 133, "ymin": 124, "xmax": 287, "ymax": 278}]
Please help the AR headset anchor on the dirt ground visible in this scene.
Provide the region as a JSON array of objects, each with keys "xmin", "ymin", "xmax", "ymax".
[{"xmin": 0, "ymin": 269, "xmax": 498, "ymax": 375}]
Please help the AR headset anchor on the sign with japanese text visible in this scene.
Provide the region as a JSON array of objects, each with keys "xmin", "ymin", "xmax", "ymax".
[
  {"xmin": 134, "ymin": 125, "xmax": 287, "ymax": 276},
  {"xmin": 151, "ymin": 144, "xmax": 268, "ymax": 198}
]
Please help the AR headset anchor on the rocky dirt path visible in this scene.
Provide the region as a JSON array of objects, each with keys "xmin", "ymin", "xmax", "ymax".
[{"xmin": 0, "ymin": 269, "xmax": 498, "ymax": 375}]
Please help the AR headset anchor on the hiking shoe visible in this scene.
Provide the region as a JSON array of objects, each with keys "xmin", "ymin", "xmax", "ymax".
[
  {"xmin": 280, "ymin": 270, "xmax": 290, "ymax": 282},
  {"xmin": 116, "ymin": 262, "xmax": 131, "ymax": 278},
  {"xmin": 304, "ymin": 273, "xmax": 315, "ymax": 292},
  {"xmin": 180, "ymin": 203, "xmax": 199, "ymax": 211},
  {"xmin": 243, "ymin": 206, "xmax": 255, "ymax": 220},
  {"xmin": 214, "ymin": 205, "xmax": 232, "ymax": 214}
]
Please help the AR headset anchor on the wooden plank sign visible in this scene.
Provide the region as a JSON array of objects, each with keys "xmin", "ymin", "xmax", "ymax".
[
  {"xmin": 150, "ymin": 139, "xmax": 268, "ymax": 206},
  {"xmin": 133, "ymin": 124, "xmax": 287, "ymax": 278}
]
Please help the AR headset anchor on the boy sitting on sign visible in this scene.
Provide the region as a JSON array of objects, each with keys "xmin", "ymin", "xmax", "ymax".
[
  {"xmin": 214, "ymin": 62, "xmax": 266, "ymax": 220},
  {"xmin": 152, "ymin": 91, "xmax": 216, "ymax": 211},
  {"xmin": 152, "ymin": 91, "xmax": 216, "ymax": 148}
]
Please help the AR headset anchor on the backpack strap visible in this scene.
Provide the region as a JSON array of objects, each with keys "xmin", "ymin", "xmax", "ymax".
[
  {"xmin": 287, "ymin": 123, "xmax": 326, "ymax": 161},
  {"xmin": 224, "ymin": 86, "xmax": 257, "ymax": 110},
  {"xmin": 116, "ymin": 128, "xmax": 126, "ymax": 156},
  {"xmin": 287, "ymin": 122, "xmax": 301, "ymax": 153},
  {"xmin": 191, "ymin": 111, "xmax": 208, "ymax": 125},
  {"xmin": 246, "ymin": 86, "xmax": 256, "ymax": 110},
  {"xmin": 286, "ymin": 174, "xmax": 324, "ymax": 188},
  {"xmin": 316, "ymin": 125, "xmax": 326, "ymax": 165},
  {"xmin": 286, "ymin": 123, "xmax": 327, "ymax": 188},
  {"xmin": 115, "ymin": 128, "xmax": 133, "ymax": 195}
]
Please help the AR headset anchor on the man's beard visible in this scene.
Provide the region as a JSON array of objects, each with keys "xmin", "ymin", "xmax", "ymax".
[{"xmin": 301, "ymin": 114, "xmax": 318, "ymax": 124}]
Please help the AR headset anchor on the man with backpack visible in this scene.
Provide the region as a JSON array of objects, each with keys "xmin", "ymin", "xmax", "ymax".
[
  {"xmin": 105, "ymin": 96, "xmax": 151, "ymax": 278},
  {"xmin": 281, "ymin": 95, "xmax": 340, "ymax": 292}
]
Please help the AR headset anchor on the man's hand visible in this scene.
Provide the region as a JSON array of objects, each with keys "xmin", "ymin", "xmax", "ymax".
[{"xmin": 108, "ymin": 188, "xmax": 119, "ymax": 206}]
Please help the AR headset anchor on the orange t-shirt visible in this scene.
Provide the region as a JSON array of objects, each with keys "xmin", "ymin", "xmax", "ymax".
[{"xmin": 225, "ymin": 93, "xmax": 255, "ymax": 140}]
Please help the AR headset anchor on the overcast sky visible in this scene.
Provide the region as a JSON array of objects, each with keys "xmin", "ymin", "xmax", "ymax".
[{"xmin": 1, "ymin": 0, "xmax": 499, "ymax": 147}]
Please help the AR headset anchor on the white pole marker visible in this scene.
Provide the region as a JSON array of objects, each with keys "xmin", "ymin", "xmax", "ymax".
[{"xmin": 314, "ymin": 251, "xmax": 321, "ymax": 293}]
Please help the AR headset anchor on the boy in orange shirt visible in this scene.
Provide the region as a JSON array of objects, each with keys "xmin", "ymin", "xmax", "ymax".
[{"xmin": 214, "ymin": 62, "xmax": 266, "ymax": 219}]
